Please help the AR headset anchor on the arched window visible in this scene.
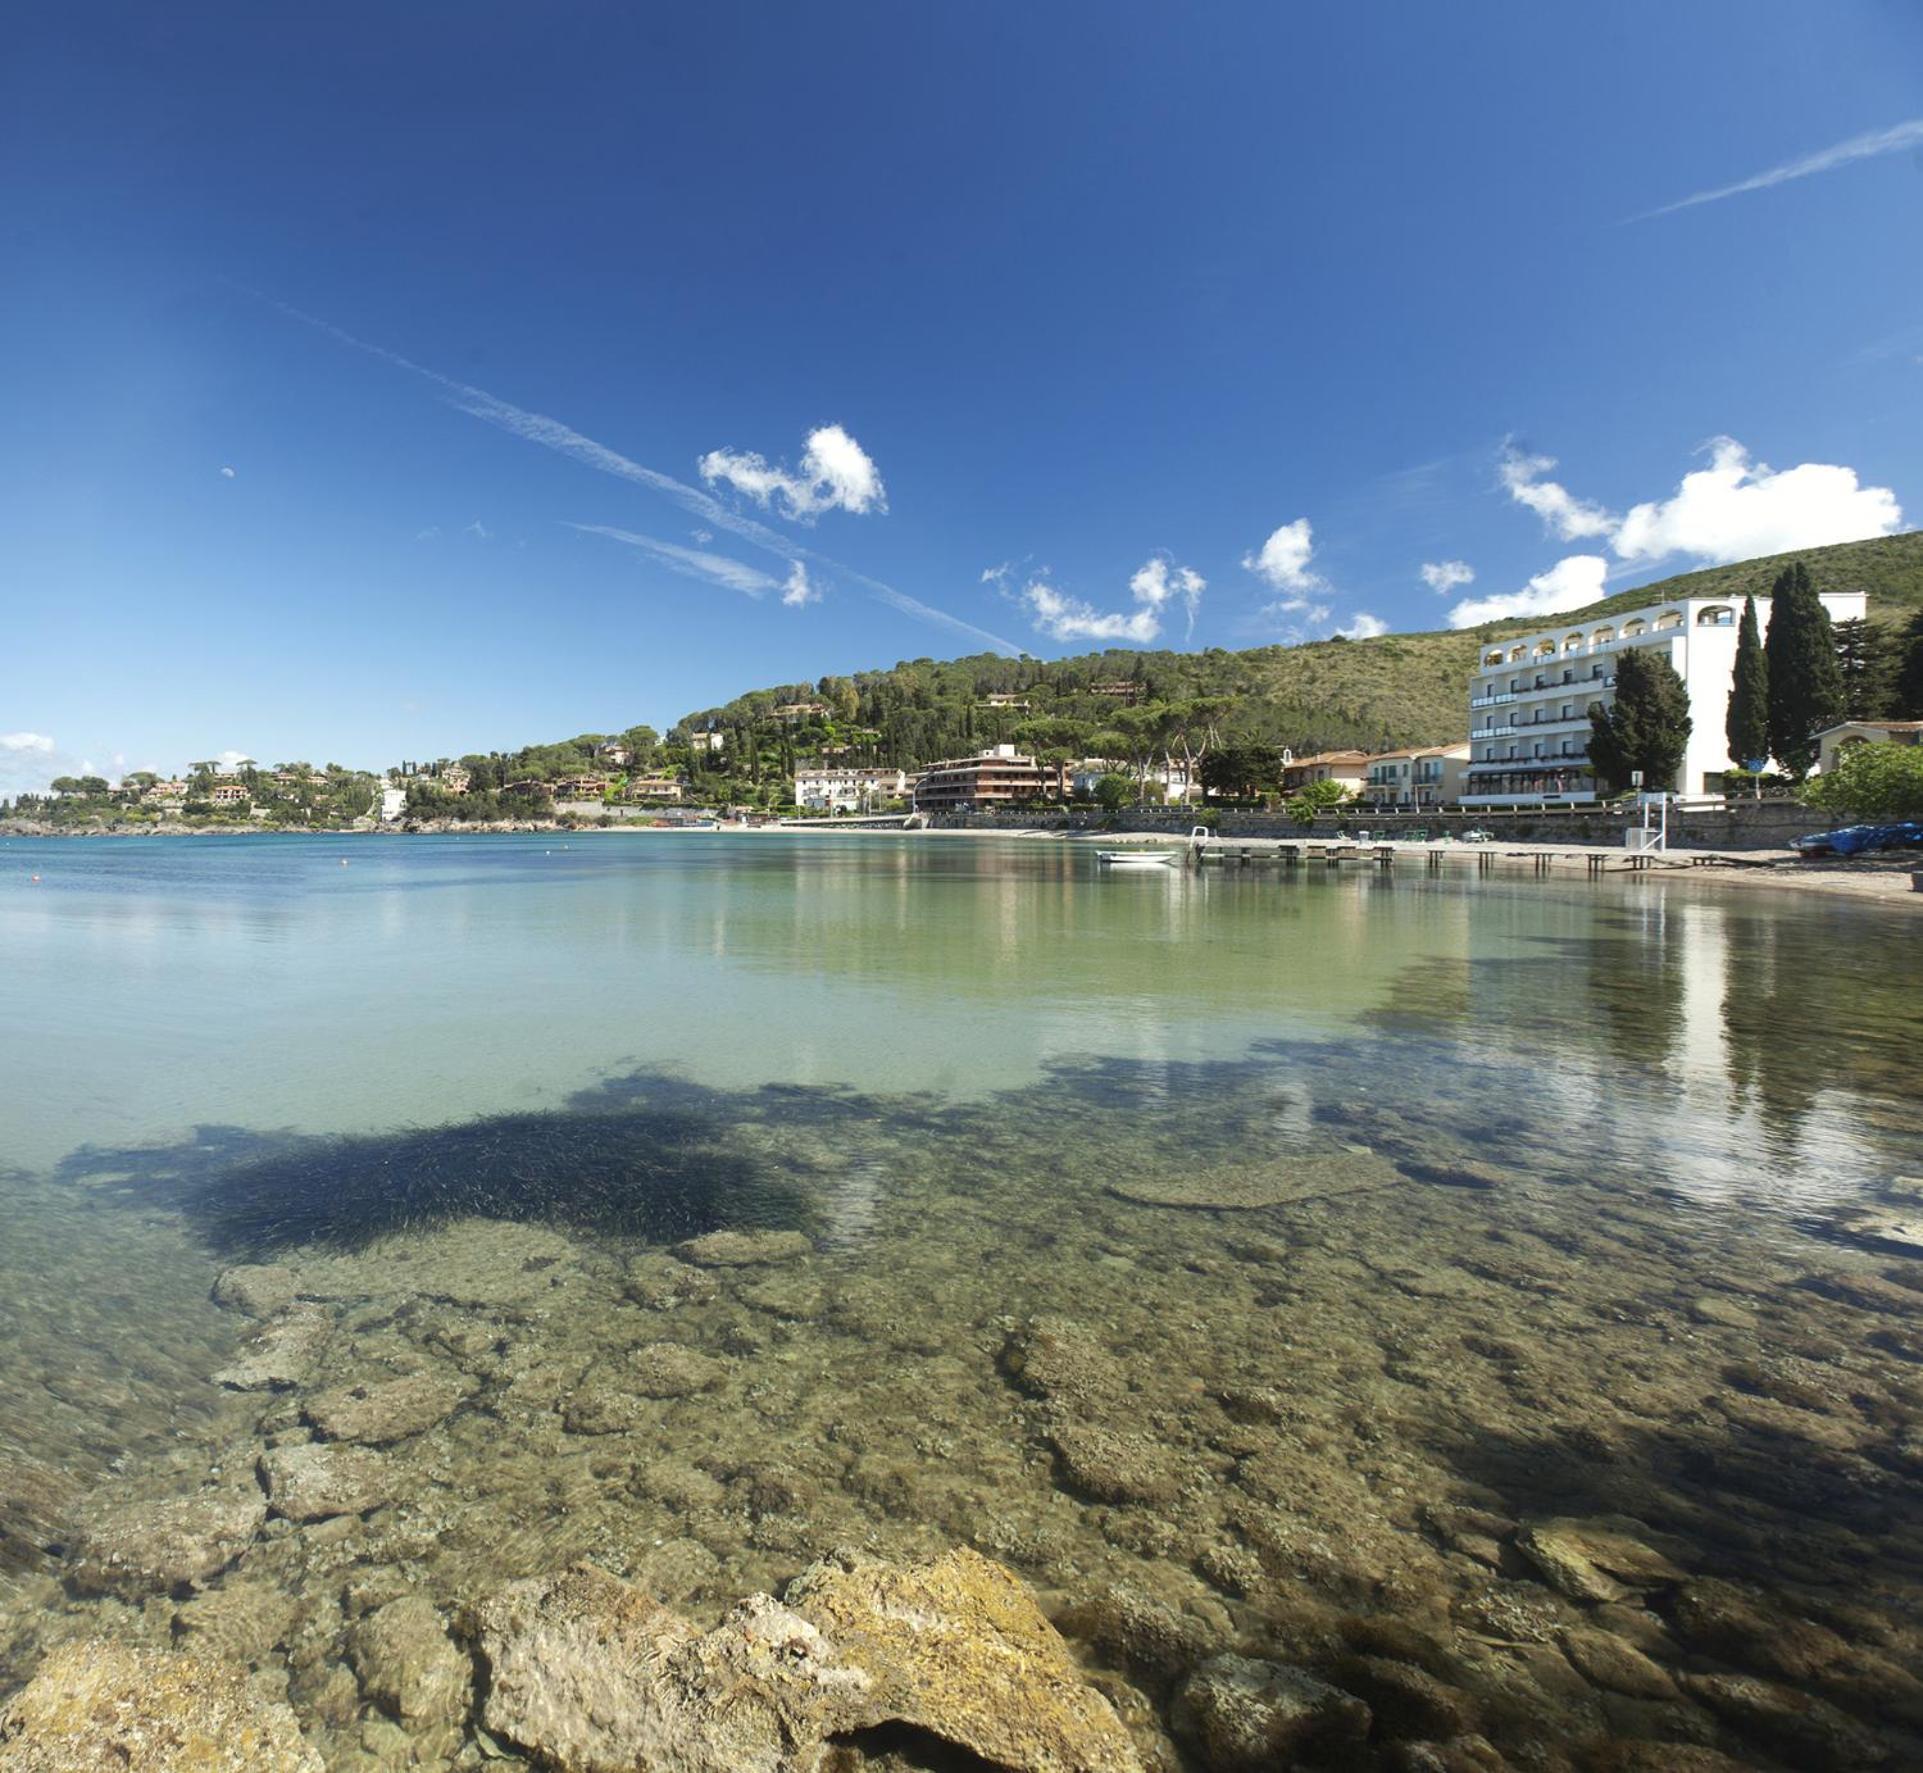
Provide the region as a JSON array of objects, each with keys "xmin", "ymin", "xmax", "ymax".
[
  {"xmin": 1696, "ymin": 605, "xmax": 1734, "ymax": 626},
  {"xmin": 1484, "ymin": 650, "xmax": 1504, "ymax": 666},
  {"xmin": 1563, "ymin": 633, "xmax": 1584, "ymax": 653},
  {"xmin": 1534, "ymin": 640, "xmax": 1557, "ymax": 659},
  {"xmin": 1508, "ymin": 645, "xmax": 1527, "ymax": 662},
  {"xmin": 1622, "ymin": 619, "xmax": 1646, "ymax": 638},
  {"xmin": 1591, "ymin": 626, "xmax": 1615, "ymax": 645},
  {"xmin": 1654, "ymin": 609, "xmax": 1684, "ymax": 631}
]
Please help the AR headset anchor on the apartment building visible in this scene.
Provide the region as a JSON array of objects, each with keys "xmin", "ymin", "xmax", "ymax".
[
  {"xmin": 793, "ymin": 766, "xmax": 915, "ymax": 812},
  {"xmin": 912, "ymin": 746, "xmax": 1062, "ymax": 812}
]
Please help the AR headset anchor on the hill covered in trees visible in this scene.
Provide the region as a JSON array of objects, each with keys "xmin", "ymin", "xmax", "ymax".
[{"xmin": 662, "ymin": 532, "xmax": 1923, "ymax": 789}]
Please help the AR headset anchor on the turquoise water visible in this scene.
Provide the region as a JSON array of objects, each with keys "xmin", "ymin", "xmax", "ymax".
[{"xmin": 3, "ymin": 832, "xmax": 1922, "ymax": 1769}]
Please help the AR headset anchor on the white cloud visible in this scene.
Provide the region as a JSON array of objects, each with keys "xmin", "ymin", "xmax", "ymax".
[
  {"xmin": 1448, "ymin": 555, "xmax": 1609, "ymax": 629},
  {"xmin": 414, "ymin": 525, "xmax": 441, "ymax": 542},
  {"xmin": 781, "ymin": 562, "xmax": 819, "ymax": 608},
  {"xmin": 1262, "ymin": 599, "xmax": 1332, "ymax": 636},
  {"xmin": 219, "ymin": 465, "xmax": 236, "ymax": 479},
  {"xmin": 1498, "ymin": 449, "xmax": 1617, "ymax": 541},
  {"xmin": 690, "ymin": 529, "xmax": 713, "ymax": 544},
  {"xmin": 463, "ymin": 519, "xmax": 492, "ymax": 541},
  {"xmin": 1020, "ymin": 555, "xmax": 1204, "ymax": 646},
  {"xmin": 1420, "ymin": 559, "xmax": 1475, "ymax": 594},
  {"xmin": 215, "ymin": 749, "xmax": 257, "ymax": 770},
  {"xmin": 1612, "ymin": 437, "xmax": 1903, "ymax": 565},
  {"xmin": 1242, "ymin": 518, "xmax": 1324, "ymax": 593},
  {"xmin": 1129, "ymin": 556, "xmax": 1204, "ymax": 641},
  {"xmin": 1335, "ymin": 612, "xmax": 1390, "ymax": 639},
  {"xmin": 2, "ymin": 732, "xmax": 56, "ymax": 755},
  {"xmin": 698, "ymin": 424, "xmax": 887, "ymax": 521},
  {"xmin": 1633, "ymin": 117, "xmax": 1923, "ymax": 221},
  {"xmin": 569, "ymin": 523, "xmax": 780, "ymax": 596}
]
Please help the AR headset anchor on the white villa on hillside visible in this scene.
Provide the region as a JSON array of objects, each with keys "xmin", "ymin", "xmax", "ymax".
[{"xmin": 1461, "ymin": 588, "xmax": 1866, "ymax": 806}]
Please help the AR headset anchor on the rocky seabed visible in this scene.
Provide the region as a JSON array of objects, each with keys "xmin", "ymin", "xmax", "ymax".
[{"xmin": 5, "ymin": 1119, "xmax": 1923, "ymax": 1772}]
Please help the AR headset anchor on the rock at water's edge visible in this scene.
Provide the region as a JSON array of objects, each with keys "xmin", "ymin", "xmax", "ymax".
[{"xmin": 0, "ymin": 1639, "xmax": 321, "ymax": 1771}]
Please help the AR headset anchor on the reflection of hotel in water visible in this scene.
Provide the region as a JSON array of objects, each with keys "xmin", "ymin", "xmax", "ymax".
[{"xmin": 1451, "ymin": 894, "xmax": 1875, "ymax": 1210}]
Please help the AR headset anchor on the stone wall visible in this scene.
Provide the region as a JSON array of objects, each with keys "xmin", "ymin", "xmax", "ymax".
[{"xmin": 933, "ymin": 799, "xmax": 1828, "ymax": 851}]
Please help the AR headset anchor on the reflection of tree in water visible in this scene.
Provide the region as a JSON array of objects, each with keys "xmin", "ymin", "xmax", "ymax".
[
  {"xmin": 1722, "ymin": 914, "xmax": 1814, "ymax": 1141},
  {"xmin": 1583, "ymin": 912, "xmax": 1686, "ymax": 1078}
]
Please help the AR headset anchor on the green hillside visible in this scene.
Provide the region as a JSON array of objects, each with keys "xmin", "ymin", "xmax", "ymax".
[
  {"xmin": 675, "ymin": 531, "xmax": 1923, "ymax": 761},
  {"xmin": 392, "ymin": 532, "xmax": 1920, "ymax": 819}
]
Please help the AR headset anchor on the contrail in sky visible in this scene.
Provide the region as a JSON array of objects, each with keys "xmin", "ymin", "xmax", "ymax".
[
  {"xmin": 1629, "ymin": 118, "xmax": 1923, "ymax": 221},
  {"xmin": 269, "ymin": 298, "xmax": 1023, "ymax": 656}
]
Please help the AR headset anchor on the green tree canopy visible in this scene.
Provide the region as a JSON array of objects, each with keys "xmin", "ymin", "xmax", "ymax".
[
  {"xmin": 1893, "ymin": 610, "xmax": 1923, "ymax": 720},
  {"xmin": 1802, "ymin": 742, "xmax": 1923, "ymax": 821},
  {"xmin": 1763, "ymin": 562, "xmax": 1844, "ymax": 779},
  {"xmin": 1588, "ymin": 647, "xmax": 1692, "ymax": 793},
  {"xmin": 1833, "ymin": 615, "xmax": 1895, "ymax": 722}
]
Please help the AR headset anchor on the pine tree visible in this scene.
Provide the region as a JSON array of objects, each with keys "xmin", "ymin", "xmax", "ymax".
[
  {"xmin": 1892, "ymin": 610, "xmax": 1923, "ymax": 720},
  {"xmin": 1833, "ymin": 614, "xmax": 1894, "ymax": 720},
  {"xmin": 1725, "ymin": 593, "xmax": 1770, "ymax": 768},
  {"xmin": 1763, "ymin": 562, "xmax": 1845, "ymax": 779},
  {"xmin": 1588, "ymin": 646, "xmax": 1693, "ymax": 793}
]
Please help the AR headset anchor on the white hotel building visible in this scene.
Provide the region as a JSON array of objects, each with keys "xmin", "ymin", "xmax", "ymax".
[{"xmin": 1461, "ymin": 587, "xmax": 1865, "ymax": 806}]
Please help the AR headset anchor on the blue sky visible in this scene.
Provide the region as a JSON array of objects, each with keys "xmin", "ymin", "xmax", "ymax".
[{"xmin": 4, "ymin": 2, "xmax": 1920, "ymax": 788}]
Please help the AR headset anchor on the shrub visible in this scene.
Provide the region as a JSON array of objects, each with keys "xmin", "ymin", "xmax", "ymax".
[{"xmin": 1802, "ymin": 743, "xmax": 1923, "ymax": 821}]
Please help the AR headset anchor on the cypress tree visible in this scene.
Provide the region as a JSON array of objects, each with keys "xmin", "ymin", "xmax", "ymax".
[
  {"xmin": 1762, "ymin": 562, "xmax": 1844, "ymax": 778},
  {"xmin": 1725, "ymin": 593, "xmax": 1770, "ymax": 768},
  {"xmin": 1587, "ymin": 646, "xmax": 1693, "ymax": 793}
]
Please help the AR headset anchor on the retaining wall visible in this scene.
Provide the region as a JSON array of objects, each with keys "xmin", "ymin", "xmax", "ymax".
[{"xmin": 934, "ymin": 799, "xmax": 1826, "ymax": 851}]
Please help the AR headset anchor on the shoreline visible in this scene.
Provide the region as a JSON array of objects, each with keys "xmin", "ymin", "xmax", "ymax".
[{"xmin": 6, "ymin": 818, "xmax": 1918, "ymax": 905}]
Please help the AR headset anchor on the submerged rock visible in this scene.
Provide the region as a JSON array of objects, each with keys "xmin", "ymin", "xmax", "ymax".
[
  {"xmin": 623, "ymin": 1253, "xmax": 721, "ymax": 1310},
  {"xmin": 173, "ymin": 1579, "xmax": 301, "ymax": 1664},
  {"xmin": 211, "ymin": 1263, "xmax": 301, "ymax": 1318},
  {"xmin": 1682, "ymin": 1670, "xmax": 1889, "ymax": 1768},
  {"xmin": 1001, "ymin": 1317, "xmax": 1128, "ymax": 1410},
  {"xmin": 1514, "ymin": 1517, "xmax": 1684, "ymax": 1605},
  {"xmin": 305, "ymin": 1371, "xmax": 471, "ymax": 1445},
  {"xmin": 0, "ymin": 1638, "xmax": 321, "ymax": 1771},
  {"xmin": 1047, "ymin": 1422, "xmax": 1181, "ymax": 1507},
  {"xmin": 473, "ymin": 1564, "xmax": 861, "ymax": 1773},
  {"xmin": 474, "ymin": 1549, "xmax": 1140, "ymax": 1773},
  {"xmin": 348, "ymin": 1595, "xmax": 472, "ymax": 1734},
  {"xmin": 1170, "ymin": 1654, "xmax": 1370, "ymax": 1771},
  {"xmin": 66, "ymin": 1489, "xmax": 266, "ymax": 1598},
  {"xmin": 212, "ymin": 1304, "xmax": 332, "ymax": 1391},
  {"xmin": 1667, "ymin": 1578, "xmax": 1850, "ymax": 1681},
  {"xmin": 290, "ymin": 1219, "xmax": 581, "ymax": 1306},
  {"xmin": 259, "ymin": 1443, "xmax": 393, "ymax": 1523},
  {"xmin": 1822, "ymin": 1204, "xmax": 1923, "ymax": 1257},
  {"xmin": 672, "ymin": 1229, "xmax": 814, "ymax": 1267},
  {"xmin": 0, "ymin": 1449, "xmax": 79, "ymax": 1578},
  {"xmin": 1556, "ymin": 1626, "xmax": 1677, "ymax": 1700},
  {"xmin": 628, "ymin": 1341, "xmax": 728, "ymax": 1398},
  {"xmin": 1107, "ymin": 1149, "xmax": 1400, "ymax": 1210}
]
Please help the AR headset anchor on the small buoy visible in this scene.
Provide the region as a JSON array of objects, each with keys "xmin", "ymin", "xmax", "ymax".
[
  {"xmin": 30, "ymin": 874, "xmax": 41, "ymax": 883},
  {"xmin": 340, "ymin": 858, "xmax": 349, "ymax": 866}
]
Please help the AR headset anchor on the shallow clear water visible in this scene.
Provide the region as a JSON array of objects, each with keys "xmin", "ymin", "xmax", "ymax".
[{"xmin": 3, "ymin": 832, "xmax": 1921, "ymax": 1770}]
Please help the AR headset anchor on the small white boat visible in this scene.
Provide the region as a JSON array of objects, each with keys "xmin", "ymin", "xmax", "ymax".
[{"xmin": 1097, "ymin": 849, "xmax": 1180, "ymax": 868}]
